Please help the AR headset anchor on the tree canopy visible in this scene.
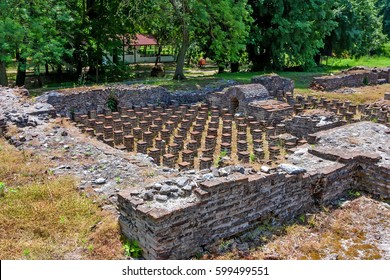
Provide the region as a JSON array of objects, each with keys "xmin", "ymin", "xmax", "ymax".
[{"xmin": 0, "ymin": 0, "xmax": 389, "ymax": 86}]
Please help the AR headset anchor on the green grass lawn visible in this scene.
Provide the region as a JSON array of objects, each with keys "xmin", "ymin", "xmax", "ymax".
[
  {"xmin": 325, "ymin": 55, "xmax": 390, "ymax": 68},
  {"xmin": 12, "ymin": 55, "xmax": 390, "ymax": 96}
]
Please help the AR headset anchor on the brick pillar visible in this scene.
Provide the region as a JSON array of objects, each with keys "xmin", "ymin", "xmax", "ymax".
[
  {"xmin": 114, "ymin": 130, "xmax": 124, "ymax": 146},
  {"xmin": 252, "ymin": 129, "xmax": 262, "ymax": 140},
  {"xmin": 139, "ymin": 120, "xmax": 149, "ymax": 131},
  {"xmin": 103, "ymin": 126, "xmax": 113, "ymax": 140},
  {"xmin": 253, "ymin": 139, "xmax": 263, "ymax": 149},
  {"xmin": 221, "ymin": 133, "xmax": 232, "ymax": 144},
  {"xmin": 155, "ymin": 138, "xmax": 166, "ymax": 154},
  {"xmin": 132, "ymin": 127, "xmax": 143, "ymax": 140},
  {"xmin": 238, "ymin": 151, "xmax": 250, "ymax": 163},
  {"xmin": 148, "ymin": 148, "xmax": 161, "ymax": 165},
  {"xmin": 199, "ymin": 157, "xmax": 212, "ymax": 170},
  {"xmin": 168, "ymin": 143, "xmax": 180, "ymax": 160},
  {"xmin": 137, "ymin": 141, "xmax": 147, "ymax": 154},
  {"xmin": 124, "ymin": 135, "xmax": 134, "ymax": 151},
  {"xmin": 143, "ymin": 131, "xmax": 154, "ymax": 148},
  {"xmin": 88, "ymin": 110, "xmax": 97, "ymax": 120},
  {"xmin": 254, "ymin": 148, "xmax": 264, "ymax": 160},
  {"xmin": 104, "ymin": 116, "xmax": 113, "ymax": 127},
  {"xmin": 220, "ymin": 143, "xmax": 231, "ymax": 155},
  {"xmin": 123, "ymin": 123, "xmax": 132, "ymax": 136},
  {"xmin": 237, "ymin": 140, "xmax": 248, "ymax": 152},
  {"xmin": 163, "ymin": 154, "xmax": 176, "ymax": 168},
  {"xmin": 205, "ymin": 135, "xmax": 216, "ymax": 150},
  {"xmin": 182, "ymin": 150, "xmax": 194, "ymax": 168},
  {"xmin": 237, "ymin": 132, "xmax": 247, "ymax": 141},
  {"xmin": 113, "ymin": 119, "xmax": 123, "ymax": 131}
]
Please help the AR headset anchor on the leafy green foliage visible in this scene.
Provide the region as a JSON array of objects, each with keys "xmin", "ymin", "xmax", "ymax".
[
  {"xmin": 378, "ymin": 0, "xmax": 390, "ymax": 38},
  {"xmin": 107, "ymin": 91, "xmax": 119, "ymax": 112},
  {"xmin": 123, "ymin": 240, "xmax": 142, "ymax": 258},
  {"xmin": 248, "ymin": 0, "xmax": 337, "ymax": 70},
  {"xmin": 325, "ymin": 0, "xmax": 385, "ymax": 57}
]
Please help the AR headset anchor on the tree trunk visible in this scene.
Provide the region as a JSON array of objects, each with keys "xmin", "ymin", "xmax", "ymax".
[
  {"xmin": 173, "ymin": 30, "xmax": 189, "ymax": 80},
  {"xmin": 45, "ymin": 63, "xmax": 49, "ymax": 75},
  {"xmin": 112, "ymin": 45, "xmax": 119, "ymax": 65},
  {"xmin": 230, "ymin": 62, "xmax": 239, "ymax": 73},
  {"xmin": 218, "ymin": 65, "xmax": 225, "ymax": 74},
  {"xmin": 155, "ymin": 45, "xmax": 162, "ymax": 66},
  {"xmin": 314, "ymin": 53, "xmax": 321, "ymax": 66},
  {"xmin": 247, "ymin": 44, "xmax": 272, "ymax": 72},
  {"xmin": 0, "ymin": 60, "xmax": 8, "ymax": 86},
  {"xmin": 95, "ymin": 65, "xmax": 99, "ymax": 83},
  {"xmin": 16, "ymin": 57, "xmax": 27, "ymax": 87},
  {"xmin": 57, "ymin": 65, "xmax": 62, "ymax": 75}
]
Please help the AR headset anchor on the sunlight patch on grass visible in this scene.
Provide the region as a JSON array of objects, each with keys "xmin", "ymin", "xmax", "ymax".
[{"xmin": 0, "ymin": 139, "xmax": 123, "ymax": 260}]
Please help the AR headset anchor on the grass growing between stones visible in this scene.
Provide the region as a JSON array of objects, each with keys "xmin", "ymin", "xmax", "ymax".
[{"xmin": 0, "ymin": 138, "xmax": 124, "ymax": 260}]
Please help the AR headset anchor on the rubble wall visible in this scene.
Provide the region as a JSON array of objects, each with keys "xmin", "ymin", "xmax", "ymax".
[
  {"xmin": 311, "ymin": 68, "xmax": 390, "ymax": 91},
  {"xmin": 37, "ymin": 85, "xmax": 171, "ymax": 117}
]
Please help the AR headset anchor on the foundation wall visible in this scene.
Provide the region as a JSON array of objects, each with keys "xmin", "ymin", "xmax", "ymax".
[
  {"xmin": 358, "ymin": 164, "xmax": 390, "ymax": 198},
  {"xmin": 311, "ymin": 68, "xmax": 390, "ymax": 91},
  {"xmin": 37, "ymin": 86, "xmax": 171, "ymax": 117},
  {"xmin": 285, "ymin": 117, "xmax": 343, "ymax": 138},
  {"xmin": 118, "ymin": 162, "xmax": 361, "ymax": 259}
]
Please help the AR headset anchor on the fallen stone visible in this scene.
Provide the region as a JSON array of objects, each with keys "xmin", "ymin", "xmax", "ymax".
[
  {"xmin": 202, "ymin": 173, "xmax": 214, "ymax": 180},
  {"xmin": 279, "ymin": 163, "xmax": 306, "ymax": 175},
  {"xmin": 94, "ymin": 177, "xmax": 106, "ymax": 184},
  {"xmin": 160, "ymin": 184, "xmax": 179, "ymax": 194},
  {"xmin": 260, "ymin": 166, "xmax": 270, "ymax": 173},
  {"xmin": 155, "ymin": 194, "xmax": 168, "ymax": 202},
  {"xmin": 143, "ymin": 190, "xmax": 154, "ymax": 201},
  {"xmin": 176, "ymin": 177, "xmax": 190, "ymax": 187}
]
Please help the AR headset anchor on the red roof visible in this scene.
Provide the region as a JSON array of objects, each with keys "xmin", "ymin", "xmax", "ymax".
[{"xmin": 130, "ymin": 34, "xmax": 158, "ymax": 46}]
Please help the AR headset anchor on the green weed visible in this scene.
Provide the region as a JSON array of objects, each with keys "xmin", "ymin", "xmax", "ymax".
[{"xmin": 123, "ymin": 240, "xmax": 142, "ymax": 258}]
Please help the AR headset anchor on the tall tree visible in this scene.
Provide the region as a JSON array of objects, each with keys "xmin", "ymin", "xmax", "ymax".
[
  {"xmin": 247, "ymin": 0, "xmax": 337, "ymax": 70},
  {"xmin": 196, "ymin": 0, "xmax": 252, "ymax": 73},
  {"xmin": 146, "ymin": 0, "xmax": 251, "ymax": 80},
  {"xmin": 135, "ymin": 1, "xmax": 179, "ymax": 66},
  {"xmin": 324, "ymin": 0, "xmax": 385, "ymax": 58},
  {"xmin": 0, "ymin": 0, "xmax": 74, "ymax": 86},
  {"xmin": 378, "ymin": 0, "xmax": 390, "ymax": 38}
]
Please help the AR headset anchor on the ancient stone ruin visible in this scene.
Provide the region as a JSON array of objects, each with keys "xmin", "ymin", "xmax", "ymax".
[
  {"xmin": 311, "ymin": 66, "xmax": 390, "ymax": 91},
  {"xmin": 1, "ymin": 73, "xmax": 389, "ymax": 260}
]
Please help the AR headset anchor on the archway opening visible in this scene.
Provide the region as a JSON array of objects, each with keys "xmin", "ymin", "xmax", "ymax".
[{"xmin": 230, "ymin": 97, "xmax": 239, "ymax": 114}]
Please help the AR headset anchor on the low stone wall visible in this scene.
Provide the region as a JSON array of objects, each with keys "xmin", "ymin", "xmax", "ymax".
[
  {"xmin": 285, "ymin": 115, "xmax": 343, "ymax": 138},
  {"xmin": 118, "ymin": 157, "xmax": 364, "ymax": 259},
  {"xmin": 118, "ymin": 122, "xmax": 390, "ymax": 259},
  {"xmin": 359, "ymin": 165, "xmax": 390, "ymax": 198},
  {"xmin": 251, "ymin": 74, "xmax": 294, "ymax": 96},
  {"xmin": 37, "ymin": 85, "xmax": 171, "ymax": 117},
  {"xmin": 311, "ymin": 67, "xmax": 390, "ymax": 91},
  {"xmin": 247, "ymin": 100, "xmax": 293, "ymax": 125}
]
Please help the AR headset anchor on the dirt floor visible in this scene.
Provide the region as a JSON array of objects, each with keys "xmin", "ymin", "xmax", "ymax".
[{"xmin": 206, "ymin": 196, "xmax": 390, "ymax": 260}]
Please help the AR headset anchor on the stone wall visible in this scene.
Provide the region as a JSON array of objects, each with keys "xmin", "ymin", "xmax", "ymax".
[
  {"xmin": 118, "ymin": 158, "xmax": 361, "ymax": 259},
  {"xmin": 311, "ymin": 67, "xmax": 390, "ymax": 91},
  {"xmin": 208, "ymin": 84, "xmax": 270, "ymax": 115},
  {"xmin": 37, "ymin": 85, "xmax": 171, "ymax": 117},
  {"xmin": 247, "ymin": 100, "xmax": 293, "ymax": 125},
  {"xmin": 251, "ymin": 74, "xmax": 295, "ymax": 96},
  {"xmin": 285, "ymin": 115, "xmax": 344, "ymax": 138}
]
